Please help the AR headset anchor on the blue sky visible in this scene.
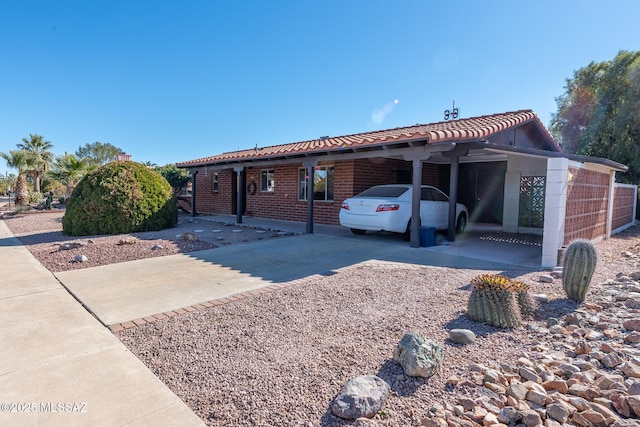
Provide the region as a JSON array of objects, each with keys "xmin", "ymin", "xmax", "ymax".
[{"xmin": 1, "ymin": 0, "xmax": 638, "ymax": 177}]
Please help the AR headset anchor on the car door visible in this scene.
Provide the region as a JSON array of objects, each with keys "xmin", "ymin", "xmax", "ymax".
[{"xmin": 421, "ymin": 187, "xmax": 448, "ymax": 229}]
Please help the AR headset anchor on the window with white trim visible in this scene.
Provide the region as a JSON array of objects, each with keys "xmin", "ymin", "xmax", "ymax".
[
  {"xmin": 260, "ymin": 169, "xmax": 274, "ymax": 192},
  {"xmin": 298, "ymin": 166, "xmax": 334, "ymax": 201},
  {"xmin": 211, "ymin": 172, "xmax": 219, "ymax": 192}
]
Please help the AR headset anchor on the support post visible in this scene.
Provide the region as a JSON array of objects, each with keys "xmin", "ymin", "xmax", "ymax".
[
  {"xmin": 448, "ymin": 154, "xmax": 459, "ymax": 241},
  {"xmin": 234, "ymin": 166, "xmax": 244, "ymax": 224},
  {"xmin": 190, "ymin": 170, "xmax": 198, "ymax": 217},
  {"xmin": 410, "ymin": 159, "xmax": 423, "ymax": 247},
  {"xmin": 302, "ymin": 160, "xmax": 318, "ymax": 234},
  {"xmin": 441, "ymin": 144, "xmax": 467, "ymax": 242}
]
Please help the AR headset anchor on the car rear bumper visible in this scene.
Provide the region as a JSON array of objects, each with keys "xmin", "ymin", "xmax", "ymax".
[{"xmin": 338, "ymin": 211, "xmax": 407, "ymax": 233}]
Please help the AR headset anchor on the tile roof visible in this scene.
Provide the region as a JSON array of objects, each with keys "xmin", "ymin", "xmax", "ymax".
[{"xmin": 177, "ymin": 110, "xmax": 558, "ymax": 167}]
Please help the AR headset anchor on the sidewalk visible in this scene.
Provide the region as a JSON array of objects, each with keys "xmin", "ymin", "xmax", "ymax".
[{"xmin": 0, "ymin": 220, "xmax": 204, "ymax": 426}]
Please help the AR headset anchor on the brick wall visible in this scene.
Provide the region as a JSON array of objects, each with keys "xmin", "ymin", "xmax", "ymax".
[
  {"xmin": 186, "ymin": 158, "xmax": 444, "ymax": 225},
  {"xmin": 563, "ymin": 167, "xmax": 610, "ymax": 245},
  {"xmin": 612, "ymin": 185, "xmax": 636, "ymax": 231}
]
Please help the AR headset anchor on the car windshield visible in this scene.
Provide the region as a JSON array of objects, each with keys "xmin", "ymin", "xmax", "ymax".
[{"xmin": 355, "ymin": 186, "xmax": 409, "ymax": 198}]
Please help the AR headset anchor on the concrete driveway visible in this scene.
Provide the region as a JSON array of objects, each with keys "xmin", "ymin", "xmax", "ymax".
[{"xmin": 54, "ymin": 230, "xmax": 540, "ymax": 328}]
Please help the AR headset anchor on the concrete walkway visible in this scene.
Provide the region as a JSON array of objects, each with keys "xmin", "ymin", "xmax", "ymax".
[
  {"xmin": 54, "ymin": 230, "xmax": 536, "ymax": 328},
  {"xmin": 0, "ymin": 220, "xmax": 204, "ymax": 427}
]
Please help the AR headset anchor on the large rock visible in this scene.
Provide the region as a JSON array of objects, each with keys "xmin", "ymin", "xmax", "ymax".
[
  {"xmin": 623, "ymin": 319, "xmax": 640, "ymax": 331},
  {"xmin": 393, "ymin": 333, "xmax": 444, "ymax": 378},
  {"xmin": 331, "ymin": 375, "xmax": 389, "ymax": 419},
  {"xmin": 449, "ymin": 329, "xmax": 476, "ymax": 345}
]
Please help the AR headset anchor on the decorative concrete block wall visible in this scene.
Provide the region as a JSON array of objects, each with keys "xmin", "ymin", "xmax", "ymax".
[
  {"xmin": 611, "ymin": 184, "xmax": 637, "ymax": 233},
  {"xmin": 563, "ymin": 164, "xmax": 611, "ymax": 245}
]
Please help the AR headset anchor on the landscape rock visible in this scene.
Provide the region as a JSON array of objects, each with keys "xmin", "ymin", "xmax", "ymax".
[
  {"xmin": 117, "ymin": 236, "xmax": 138, "ymax": 245},
  {"xmin": 331, "ymin": 375, "xmax": 389, "ymax": 419},
  {"xmin": 449, "ymin": 329, "xmax": 476, "ymax": 345},
  {"xmin": 627, "ymin": 395, "xmax": 640, "ymax": 416},
  {"xmin": 177, "ymin": 232, "xmax": 199, "ymax": 241},
  {"xmin": 74, "ymin": 254, "xmax": 88, "ymax": 262},
  {"xmin": 547, "ymin": 401, "xmax": 575, "ymax": 423},
  {"xmin": 623, "ymin": 319, "xmax": 640, "ymax": 331},
  {"xmin": 393, "ymin": 333, "xmax": 444, "ymax": 378},
  {"xmin": 521, "ymin": 409, "xmax": 542, "ymax": 427},
  {"xmin": 58, "ymin": 241, "xmax": 86, "ymax": 250},
  {"xmin": 539, "ymin": 274, "xmax": 554, "ymax": 283},
  {"xmin": 621, "ymin": 361, "xmax": 640, "ymax": 378}
]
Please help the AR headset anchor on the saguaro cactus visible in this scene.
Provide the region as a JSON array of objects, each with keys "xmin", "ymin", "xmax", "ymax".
[
  {"xmin": 467, "ymin": 275, "xmax": 522, "ymax": 328},
  {"xmin": 562, "ymin": 239, "xmax": 598, "ymax": 302}
]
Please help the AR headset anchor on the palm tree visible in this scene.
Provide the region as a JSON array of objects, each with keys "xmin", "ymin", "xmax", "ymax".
[
  {"xmin": 49, "ymin": 154, "xmax": 94, "ymax": 200},
  {"xmin": 17, "ymin": 133, "xmax": 54, "ymax": 193},
  {"xmin": 0, "ymin": 149, "xmax": 31, "ymax": 206}
]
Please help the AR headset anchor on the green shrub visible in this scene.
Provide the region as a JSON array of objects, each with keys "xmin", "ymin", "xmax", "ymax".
[
  {"xmin": 29, "ymin": 191, "xmax": 44, "ymax": 204},
  {"xmin": 62, "ymin": 161, "xmax": 177, "ymax": 236}
]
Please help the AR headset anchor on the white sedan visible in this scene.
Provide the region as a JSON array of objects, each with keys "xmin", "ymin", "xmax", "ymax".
[{"xmin": 339, "ymin": 184, "xmax": 468, "ymax": 239}]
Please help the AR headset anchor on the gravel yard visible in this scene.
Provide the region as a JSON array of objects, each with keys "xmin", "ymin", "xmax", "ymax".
[
  {"xmin": 116, "ymin": 228, "xmax": 640, "ymax": 426},
  {"xmin": 4, "ymin": 210, "xmax": 640, "ymax": 426},
  {"xmin": 2, "ymin": 210, "xmax": 293, "ymax": 272}
]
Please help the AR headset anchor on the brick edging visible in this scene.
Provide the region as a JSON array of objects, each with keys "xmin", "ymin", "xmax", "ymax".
[{"xmin": 108, "ymin": 261, "xmax": 428, "ymax": 333}]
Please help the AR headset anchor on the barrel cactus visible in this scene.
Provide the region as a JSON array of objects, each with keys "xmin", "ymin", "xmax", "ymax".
[
  {"xmin": 467, "ymin": 274, "xmax": 522, "ymax": 328},
  {"xmin": 510, "ymin": 279, "xmax": 537, "ymax": 316},
  {"xmin": 562, "ymin": 239, "xmax": 598, "ymax": 302}
]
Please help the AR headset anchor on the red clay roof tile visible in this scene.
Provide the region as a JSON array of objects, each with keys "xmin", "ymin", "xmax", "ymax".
[{"xmin": 177, "ymin": 110, "xmax": 557, "ymax": 167}]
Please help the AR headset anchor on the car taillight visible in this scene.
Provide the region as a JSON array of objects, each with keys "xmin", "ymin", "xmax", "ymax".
[
  {"xmin": 376, "ymin": 204, "xmax": 399, "ymax": 212},
  {"xmin": 341, "ymin": 202, "xmax": 349, "ymax": 210}
]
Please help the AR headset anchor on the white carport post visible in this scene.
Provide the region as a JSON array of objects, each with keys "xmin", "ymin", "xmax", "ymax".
[{"xmin": 541, "ymin": 157, "xmax": 569, "ymax": 268}]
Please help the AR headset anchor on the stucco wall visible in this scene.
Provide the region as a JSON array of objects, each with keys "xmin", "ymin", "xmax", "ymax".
[{"xmin": 503, "ymin": 154, "xmax": 547, "ymax": 233}]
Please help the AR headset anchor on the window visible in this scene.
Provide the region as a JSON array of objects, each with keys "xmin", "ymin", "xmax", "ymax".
[
  {"xmin": 357, "ymin": 186, "xmax": 408, "ymax": 198},
  {"xmin": 422, "ymin": 187, "xmax": 448, "ymax": 202},
  {"xmin": 211, "ymin": 172, "xmax": 219, "ymax": 192},
  {"xmin": 298, "ymin": 166, "xmax": 334, "ymax": 201},
  {"xmin": 260, "ymin": 169, "xmax": 274, "ymax": 192}
]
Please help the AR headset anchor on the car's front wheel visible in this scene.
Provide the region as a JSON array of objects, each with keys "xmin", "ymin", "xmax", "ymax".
[
  {"xmin": 350, "ymin": 228, "xmax": 366, "ymax": 235},
  {"xmin": 456, "ymin": 214, "xmax": 467, "ymax": 234}
]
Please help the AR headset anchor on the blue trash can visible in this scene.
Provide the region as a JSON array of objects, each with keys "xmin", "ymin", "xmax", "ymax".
[{"xmin": 419, "ymin": 226, "xmax": 436, "ymax": 247}]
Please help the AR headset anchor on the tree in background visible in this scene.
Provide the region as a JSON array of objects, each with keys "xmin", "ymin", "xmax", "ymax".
[
  {"xmin": 0, "ymin": 174, "xmax": 17, "ymax": 195},
  {"xmin": 142, "ymin": 160, "xmax": 157, "ymax": 168},
  {"xmin": 0, "ymin": 149, "xmax": 32, "ymax": 205},
  {"xmin": 17, "ymin": 133, "xmax": 54, "ymax": 193},
  {"xmin": 155, "ymin": 164, "xmax": 191, "ymax": 195},
  {"xmin": 49, "ymin": 153, "xmax": 95, "ymax": 200},
  {"xmin": 550, "ymin": 50, "xmax": 640, "ymax": 183},
  {"xmin": 76, "ymin": 141, "xmax": 123, "ymax": 166}
]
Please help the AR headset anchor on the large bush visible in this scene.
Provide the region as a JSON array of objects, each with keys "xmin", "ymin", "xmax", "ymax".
[{"xmin": 62, "ymin": 161, "xmax": 177, "ymax": 236}]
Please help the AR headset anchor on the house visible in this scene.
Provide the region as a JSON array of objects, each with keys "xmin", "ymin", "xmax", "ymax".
[{"xmin": 176, "ymin": 110, "xmax": 636, "ymax": 268}]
